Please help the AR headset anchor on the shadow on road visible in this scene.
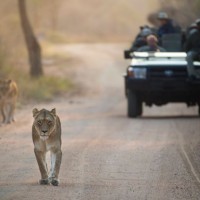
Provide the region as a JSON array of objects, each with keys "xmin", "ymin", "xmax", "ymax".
[
  {"xmin": 112, "ymin": 114, "xmax": 199, "ymax": 120},
  {"xmin": 139, "ymin": 115, "xmax": 199, "ymax": 120}
]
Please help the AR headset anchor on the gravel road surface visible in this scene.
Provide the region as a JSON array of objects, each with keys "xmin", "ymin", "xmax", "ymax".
[{"xmin": 1, "ymin": 44, "xmax": 200, "ymax": 200}]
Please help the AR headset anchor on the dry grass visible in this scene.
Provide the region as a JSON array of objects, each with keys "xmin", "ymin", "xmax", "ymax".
[
  {"xmin": 0, "ymin": 1, "xmax": 199, "ymax": 105},
  {"xmin": 0, "ymin": 61, "xmax": 73, "ymax": 103},
  {"xmin": 6, "ymin": 0, "xmax": 199, "ymax": 104},
  {"xmin": 0, "ymin": 39, "xmax": 74, "ymax": 104},
  {"xmin": 55, "ymin": 0, "xmax": 159, "ymax": 42},
  {"xmin": 0, "ymin": 0, "xmax": 160, "ymax": 44}
]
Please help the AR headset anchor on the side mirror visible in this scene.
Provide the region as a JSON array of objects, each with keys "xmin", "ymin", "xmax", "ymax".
[{"xmin": 124, "ymin": 50, "xmax": 132, "ymax": 59}]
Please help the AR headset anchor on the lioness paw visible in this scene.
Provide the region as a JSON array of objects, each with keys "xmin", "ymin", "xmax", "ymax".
[
  {"xmin": 39, "ymin": 179, "xmax": 50, "ymax": 185},
  {"xmin": 51, "ymin": 178, "xmax": 59, "ymax": 186}
]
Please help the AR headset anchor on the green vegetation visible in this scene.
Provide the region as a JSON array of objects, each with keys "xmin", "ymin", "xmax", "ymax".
[
  {"xmin": 1, "ymin": 67, "xmax": 73, "ymax": 103},
  {"xmin": 19, "ymin": 76, "xmax": 73, "ymax": 102},
  {"xmin": 0, "ymin": 53, "xmax": 73, "ymax": 103}
]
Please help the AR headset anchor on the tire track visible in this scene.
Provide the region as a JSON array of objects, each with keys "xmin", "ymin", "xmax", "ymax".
[{"xmin": 175, "ymin": 123, "xmax": 200, "ymax": 187}]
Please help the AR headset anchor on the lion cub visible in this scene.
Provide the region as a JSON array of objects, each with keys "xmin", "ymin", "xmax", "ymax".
[
  {"xmin": 0, "ymin": 79, "xmax": 18, "ymax": 124},
  {"xmin": 32, "ymin": 108, "xmax": 62, "ymax": 186}
]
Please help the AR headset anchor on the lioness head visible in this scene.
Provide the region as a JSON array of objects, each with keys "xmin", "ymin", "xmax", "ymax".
[{"xmin": 33, "ymin": 108, "xmax": 57, "ymax": 141}]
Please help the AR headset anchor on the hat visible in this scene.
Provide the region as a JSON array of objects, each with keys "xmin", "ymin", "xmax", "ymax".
[
  {"xmin": 140, "ymin": 25, "xmax": 149, "ymax": 30},
  {"xmin": 157, "ymin": 12, "xmax": 169, "ymax": 20},
  {"xmin": 140, "ymin": 28, "xmax": 152, "ymax": 37}
]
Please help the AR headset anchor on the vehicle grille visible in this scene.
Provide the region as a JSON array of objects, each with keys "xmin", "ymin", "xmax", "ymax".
[{"xmin": 148, "ymin": 67, "xmax": 187, "ymax": 80}]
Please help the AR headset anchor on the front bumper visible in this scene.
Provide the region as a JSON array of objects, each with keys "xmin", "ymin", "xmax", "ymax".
[{"xmin": 124, "ymin": 76, "xmax": 200, "ymax": 105}]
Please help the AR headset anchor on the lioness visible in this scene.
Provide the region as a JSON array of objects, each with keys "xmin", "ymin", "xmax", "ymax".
[
  {"xmin": 0, "ymin": 79, "xmax": 18, "ymax": 124},
  {"xmin": 32, "ymin": 108, "xmax": 62, "ymax": 186}
]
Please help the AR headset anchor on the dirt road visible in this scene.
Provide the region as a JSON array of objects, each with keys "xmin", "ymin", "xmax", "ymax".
[{"xmin": 1, "ymin": 44, "xmax": 200, "ymax": 200}]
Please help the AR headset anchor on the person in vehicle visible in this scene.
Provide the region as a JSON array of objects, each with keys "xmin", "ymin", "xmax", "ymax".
[
  {"xmin": 185, "ymin": 19, "xmax": 200, "ymax": 79},
  {"xmin": 129, "ymin": 26, "xmax": 152, "ymax": 51},
  {"xmin": 137, "ymin": 34, "xmax": 166, "ymax": 52},
  {"xmin": 157, "ymin": 12, "xmax": 178, "ymax": 39}
]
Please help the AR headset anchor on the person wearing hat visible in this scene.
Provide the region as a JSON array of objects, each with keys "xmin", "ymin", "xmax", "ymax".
[
  {"xmin": 157, "ymin": 12, "xmax": 176, "ymax": 38},
  {"xmin": 185, "ymin": 19, "xmax": 200, "ymax": 79},
  {"xmin": 137, "ymin": 34, "xmax": 166, "ymax": 52},
  {"xmin": 129, "ymin": 27, "xmax": 153, "ymax": 51}
]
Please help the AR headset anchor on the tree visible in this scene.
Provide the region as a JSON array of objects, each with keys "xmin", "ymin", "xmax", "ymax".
[{"xmin": 18, "ymin": 0, "xmax": 43, "ymax": 78}]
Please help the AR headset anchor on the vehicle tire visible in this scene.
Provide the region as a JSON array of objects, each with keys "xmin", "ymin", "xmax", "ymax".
[
  {"xmin": 137, "ymin": 101, "xmax": 143, "ymax": 117},
  {"xmin": 198, "ymin": 105, "xmax": 200, "ymax": 117},
  {"xmin": 127, "ymin": 91, "xmax": 142, "ymax": 118}
]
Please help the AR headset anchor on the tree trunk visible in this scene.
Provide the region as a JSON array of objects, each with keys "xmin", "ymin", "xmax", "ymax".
[{"xmin": 18, "ymin": 0, "xmax": 43, "ymax": 78}]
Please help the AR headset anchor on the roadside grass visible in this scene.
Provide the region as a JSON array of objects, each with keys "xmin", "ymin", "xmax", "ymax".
[
  {"xmin": 42, "ymin": 40, "xmax": 72, "ymax": 62},
  {"xmin": 0, "ymin": 44, "xmax": 74, "ymax": 104},
  {"xmin": 46, "ymin": 31, "xmax": 70, "ymax": 44},
  {"xmin": 18, "ymin": 75, "xmax": 73, "ymax": 103},
  {"xmin": 0, "ymin": 64, "xmax": 73, "ymax": 103}
]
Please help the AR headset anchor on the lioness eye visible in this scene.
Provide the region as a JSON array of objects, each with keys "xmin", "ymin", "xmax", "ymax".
[
  {"xmin": 48, "ymin": 121, "xmax": 52, "ymax": 125},
  {"xmin": 37, "ymin": 121, "xmax": 42, "ymax": 125}
]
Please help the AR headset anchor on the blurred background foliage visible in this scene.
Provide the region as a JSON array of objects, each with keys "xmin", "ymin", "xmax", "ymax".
[
  {"xmin": 0, "ymin": 0, "xmax": 199, "ymax": 102},
  {"xmin": 0, "ymin": 0, "xmax": 199, "ymax": 59},
  {"xmin": 157, "ymin": 0, "xmax": 200, "ymax": 28}
]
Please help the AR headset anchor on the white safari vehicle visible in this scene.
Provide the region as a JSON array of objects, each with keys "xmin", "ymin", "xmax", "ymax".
[{"xmin": 124, "ymin": 51, "xmax": 200, "ymax": 118}]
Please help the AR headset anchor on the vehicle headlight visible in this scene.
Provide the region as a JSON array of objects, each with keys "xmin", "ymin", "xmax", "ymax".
[{"xmin": 128, "ymin": 67, "xmax": 147, "ymax": 79}]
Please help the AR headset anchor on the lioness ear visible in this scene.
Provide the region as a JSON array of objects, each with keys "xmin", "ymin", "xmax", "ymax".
[
  {"xmin": 51, "ymin": 108, "xmax": 56, "ymax": 116},
  {"xmin": 32, "ymin": 108, "xmax": 39, "ymax": 118}
]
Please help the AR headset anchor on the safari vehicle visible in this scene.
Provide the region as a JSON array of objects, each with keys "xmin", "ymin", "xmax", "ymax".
[{"xmin": 124, "ymin": 51, "xmax": 200, "ymax": 118}]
